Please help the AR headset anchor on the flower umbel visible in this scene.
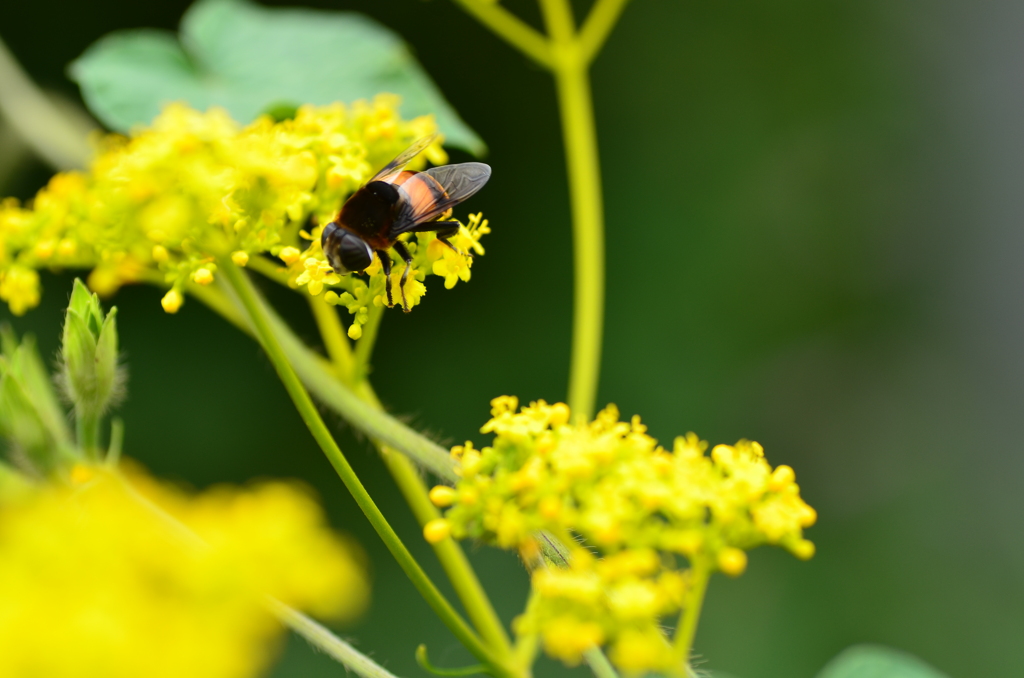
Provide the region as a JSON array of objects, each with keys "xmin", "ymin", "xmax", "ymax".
[
  {"xmin": 429, "ymin": 397, "xmax": 816, "ymax": 673},
  {"xmin": 0, "ymin": 464, "xmax": 368, "ymax": 678},
  {"xmin": 0, "ymin": 97, "xmax": 489, "ymax": 331}
]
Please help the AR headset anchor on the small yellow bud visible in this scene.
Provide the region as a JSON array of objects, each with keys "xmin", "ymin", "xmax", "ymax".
[
  {"xmin": 192, "ymin": 267, "xmax": 214, "ymax": 285},
  {"xmin": 33, "ymin": 240, "xmax": 55, "ymax": 260},
  {"xmin": 231, "ymin": 250, "xmax": 249, "ymax": 267},
  {"xmin": 152, "ymin": 245, "xmax": 169, "ymax": 263},
  {"xmin": 792, "ymin": 539, "xmax": 816, "ymax": 560},
  {"xmin": 423, "ymin": 519, "xmax": 451, "ymax": 544},
  {"xmin": 458, "ymin": 486, "xmax": 479, "ymax": 506},
  {"xmin": 347, "ymin": 323, "xmax": 362, "ymax": 340},
  {"xmin": 279, "ymin": 246, "xmax": 301, "ymax": 265},
  {"xmin": 324, "ymin": 290, "xmax": 340, "ymax": 305},
  {"xmin": 57, "ymin": 239, "xmax": 77, "ymax": 258},
  {"xmin": 539, "ymin": 495, "xmax": 561, "ymax": 519},
  {"xmin": 461, "ymin": 449, "xmax": 482, "ymax": 477},
  {"xmin": 770, "ymin": 465, "xmax": 796, "ymax": 491},
  {"xmin": 429, "ymin": 486, "xmax": 457, "ymax": 507},
  {"xmin": 717, "ymin": 547, "xmax": 748, "ymax": 577},
  {"xmin": 161, "ymin": 289, "xmax": 184, "ymax": 314},
  {"xmin": 549, "ymin": 402, "xmax": 571, "ymax": 427},
  {"xmin": 518, "ymin": 538, "xmax": 541, "ymax": 563},
  {"xmin": 800, "ymin": 504, "xmax": 818, "ymax": 528}
]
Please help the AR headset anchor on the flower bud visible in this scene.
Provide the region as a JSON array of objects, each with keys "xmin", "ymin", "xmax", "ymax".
[{"xmin": 61, "ymin": 279, "xmax": 122, "ymax": 417}]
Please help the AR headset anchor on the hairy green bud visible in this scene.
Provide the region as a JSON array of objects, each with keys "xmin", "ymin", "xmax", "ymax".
[{"xmin": 60, "ymin": 279, "xmax": 122, "ymax": 417}]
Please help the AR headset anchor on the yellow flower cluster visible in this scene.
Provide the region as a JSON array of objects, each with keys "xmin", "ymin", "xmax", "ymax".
[
  {"xmin": 323, "ymin": 211, "xmax": 490, "ymax": 338},
  {"xmin": 0, "ymin": 464, "xmax": 368, "ymax": 678},
  {"xmin": 427, "ymin": 397, "xmax": 816, "ymax": 672},
  {"xmin": 0, "ymin": 96, "xmax": 487, "ymax": 329}
]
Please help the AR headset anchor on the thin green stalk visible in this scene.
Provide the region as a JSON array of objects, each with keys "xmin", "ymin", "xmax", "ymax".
[
  {"xmin": 0, "ymin": 35, "xmax": 93, "ymax": 169},
  {"xmin": 672, "ymin": 559, "xmax": 711, "ymax": 673},
  {"xmin": 220, "ymin": 261, "xmax": 510, "ymax": 678},
  {"xmin": 360, "ymin": 382, "xmax": 514, "ymax": 662},
  {"xmin": 76, "ymin": 411, "xmax": 100, "ymax": 459},
  {"xmin": 578, "ymin": 0, "xmax": 632, "ymax": 64},
  {"xmin": 583, "ymin": 648, "xmax": 620, "ymax": 678},
  {"xmin": 308, "ymin": 295, "xmax": 356, "ymax": 382},
  {"xmin": 306, "ymin": 296, "xmax": 513, "ymax": 663},
  {"xmin": 539, "ymin": 0, "xmax": 606, "ymax": 423},
  {"xmin": 105, "ymin": 417, "xmax": 124, "ymax": 466},
  {"xmin": 208, "ymin": 276, "xmax": 457, "ymax": 480},
  {"xmin": 450, "ymin": 0, "xmax": 553, "ymax": 68},
  {"xmin": 354, "ymin": 302, "xmax": 385, "ymax": 375},
  {"xmin": 269, "ymin": 599, "xmax": 405, "ymax": 678}
]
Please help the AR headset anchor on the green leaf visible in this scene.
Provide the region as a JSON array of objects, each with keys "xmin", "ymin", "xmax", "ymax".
[
  {"xmin": 68, "ymin": 0, "xmax": 484, "ymax": 154},
  {"xmin": 94, "ymin": 307, "xmax": 119, "ymax": 412},
  {"xmin": 10, "ymin": 336, "xmax": 72, "ymax": 448},
  {"xmin": 61, "ymin": 310, "xmax": 98, "ymax": 405},
  {"xmin": 816, "ymin": 645, "xmax": 948, "ymax": 678}
]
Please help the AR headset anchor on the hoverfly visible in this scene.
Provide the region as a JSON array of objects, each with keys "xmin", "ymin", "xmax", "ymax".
[{"xmin": 321, "ymin": 134, "xmax": 491, "ymax": 311}]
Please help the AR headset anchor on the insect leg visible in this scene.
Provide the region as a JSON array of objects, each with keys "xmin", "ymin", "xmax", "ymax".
[
  {"xmin": 401, "ymin": 220, "xmax": 466, "ymax": 255},
  {"xmin": 392, "ymin": 241, "xmax": 414, "ymax": 313},
  {"xmin": 376, "ymin": 250, "xmax": 393, "ymax": 307},
  {"xmin": 433, "ymin": 221, "xmax": 465, "ymax": 256}
]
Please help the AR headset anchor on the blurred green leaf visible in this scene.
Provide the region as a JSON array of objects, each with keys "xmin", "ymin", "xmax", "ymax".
[
  {"xmin": 68, "ymin": 0, "xmax": 483, "ymax": 154},
  {"xmin": 817, "ymin": 646, "xmax": 948, "ymax": 678}
]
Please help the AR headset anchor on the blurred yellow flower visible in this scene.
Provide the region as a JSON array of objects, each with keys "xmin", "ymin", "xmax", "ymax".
[{"xmin": 0, "ymin": 465, "xmax": 368, "ymax": 678}]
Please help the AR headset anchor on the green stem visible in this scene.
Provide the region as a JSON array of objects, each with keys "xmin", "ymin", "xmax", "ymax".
[
  {"xmin": 269, "ymin": 599, "xmax": 406, "ymax": 678},
  {"xmin": 361, "ymin": 383, "xmax": 514, "ymax": 662},
  {"xmin": 672, "ymin": 559, "xmax": 711, "ymax": 673},
  {"xmin": 450, "ymin": 0, "xmax": 553, "ymax": 68},
  {"xmin": 354, "ymin": 302, "xmax": 385, "ymax": 376},
  {"xmin": 583, "ymin": 648, "xmax": 620, "ymax": 678},
  {"xmin": 306, "ymin": 299, "xmax": 514, "ymax": 664},
  {"xmin": 105, "ymin": 417, "xmax": 124, "ymax": 466},
  {"xmin": 578, "ymin": 0, "xmax": 633, "ymax": 65},
  {"xmin": 208, "ymin": 278, "xmax": 457, "ymax": 481},
  {"xmin": 220, "ymin": 262, "xmax": 510, "ymax": 678},
  {"xmin": 76, "ymin": 410, "xmax": 100, "ymax": 459},
  {"xmin": 538, "ymin": 0, "xmax": 606, "ymax": 423},
  {"xmin": 308, "ymin": 294, "xmax": 356, "ymax": 382},
  {"xmin": 0, "ymin": 35, "xmax": 93, "ymax": 169}
]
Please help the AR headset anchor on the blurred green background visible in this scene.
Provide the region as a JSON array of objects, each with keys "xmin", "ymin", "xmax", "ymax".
[{"xmin": 1, "ymin": 1, "xmax": 1022, "ymax": 676}]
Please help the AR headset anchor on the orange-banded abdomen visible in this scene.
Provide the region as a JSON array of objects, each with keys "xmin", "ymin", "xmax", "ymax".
[{"xmin": 391, "ymin": 171, "xmax": 453, "ymax": 223}]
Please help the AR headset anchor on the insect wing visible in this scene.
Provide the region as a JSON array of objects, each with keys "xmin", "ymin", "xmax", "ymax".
[
  {"xmin": 370, "ymin": 133, "xmax": 440, "ymax": 184},
  {"xmin": 390, "ymin": 162, "xmax": 492, "ymax": 235}
]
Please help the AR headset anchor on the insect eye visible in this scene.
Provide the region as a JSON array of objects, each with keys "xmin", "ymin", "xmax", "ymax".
[
  {"xmin": 337, "ymin": 231, "xmax": 373, "ymax": 273},
  {"xmin": 322, "ymin": 224, "xmax": 372, "ymax": 274}
]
